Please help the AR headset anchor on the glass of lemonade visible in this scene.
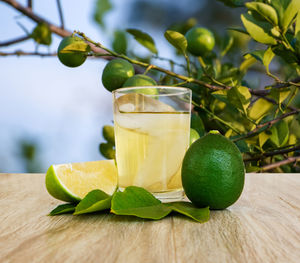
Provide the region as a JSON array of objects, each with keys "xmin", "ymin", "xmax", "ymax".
[{"xmin": 113, "ymin": 86, "xmax": 191, "ymax": 200}]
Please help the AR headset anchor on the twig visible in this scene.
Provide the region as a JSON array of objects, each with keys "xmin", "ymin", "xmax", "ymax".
[
  {"xmin": 0, "ymin": 35, "xmax": 30, "ymax": 47},
  {"xmin": 0, "ymin": 51, "xmax": 56, "ymax": 56},
  {"xmin": 151, "ymin": 55, "xmax": 187, "ymax": 70},
  {"xmin": 244, "ymin": 145, "xmax": 300, "ymax": 162},
  {"xmin": 56, "ymin": 0, "xmax": 64, "ymax": 29},
  {"xmin": 233, "ymin": 109, "xmax": 300, "ymax": 142},
  {"xmin": 27, "ymin": 0, "xmax": 32, "ymax": 9},
  {"xmin": 0, "ymin": 0, "xmax": 108, "ymax": 55},
  {"xmin": 260, "ymin": 156, "xmax": 300, "ymax": 172},
  {"xmin": 75, "ymin": 31, "xmax": 226, "ymax": 91}
]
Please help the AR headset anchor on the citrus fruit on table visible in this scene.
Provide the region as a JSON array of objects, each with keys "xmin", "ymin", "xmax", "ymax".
[
  {"xmin": 45, "ymin": 160, "xmax": 118, "ymax": 202},
  {"xmin": 102, "ymin": 58, "xmax": 135, "ymax": 92},
  {"xmin": 181, "ymin": 133, "xmax": 245, "ymax": 210},
  {"xmin": 185, "ymin": 27, "xmax": 215, "ymax": 56},
  {"xmin": 57, "ymin": 36, "xmax": 89, "ymax": 68}
]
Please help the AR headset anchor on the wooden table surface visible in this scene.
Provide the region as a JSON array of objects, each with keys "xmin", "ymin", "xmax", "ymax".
[{"xmin": 0, "ymin": 173, "xmax": 299, "ymax": 263}]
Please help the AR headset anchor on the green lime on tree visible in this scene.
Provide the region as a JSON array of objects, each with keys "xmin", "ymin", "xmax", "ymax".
[
  {"xmin": 57, "ymin": 36, "xmax": 89, "ymax": 68},
  {"xmin": 181, "ymin": 132, "xmax": 245, "ymax": 210},
  {"xmin": 189, "ymin": 128, "xmax": 200, "ymax": 145},
  {"xmin": 102, "ymin": 58, "xmax": 135, "ymax": 92},
  {"xmin": 123, "ymin": 74, "xmax": 157, "ymax": 95},
  {"xmin": 185, "ymin": 27, "xmax": 215, "ymax": 56},
  {"xmin": 102, "ymin": 125, "xmax": 115, "ymax": 145}
]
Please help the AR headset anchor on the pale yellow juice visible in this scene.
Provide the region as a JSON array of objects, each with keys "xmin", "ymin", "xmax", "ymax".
[{"xmin": 114, "ymin": 112, "xmax": 190, "ymax": 193}]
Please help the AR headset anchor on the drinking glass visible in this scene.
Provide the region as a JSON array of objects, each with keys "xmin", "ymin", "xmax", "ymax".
[{"xmin": 113, "ymin": 86, "xmax": 191, "ymax": 200}]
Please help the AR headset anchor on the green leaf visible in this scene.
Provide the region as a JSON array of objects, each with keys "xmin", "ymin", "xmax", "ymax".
[
  {"xmin": 211, "ymin": 89, "xmax": 229, "ymax": 104},
  {"xmin": 49, "ymin": 203, "xmax": 76, "ymax": 216},
  {"xmin": 74, "ymin": 190, "xmax": 111, "ymax": 215},
  {"xmin": 282, "ymin": 0, "xmax": 300, "ymax": 32},
  {"xmin": 259, "ymin": 131, "xmax": 270, "ymax": 148},
  {"xmin": 246, "ymin": 166, "xmax": 261, "ymax": 172},
  {"xmin": 31, "ymin": 22, "xmax": 52, "ymax": 46},
  {"xmin": 164, "ymin": 202, "xmax": 209, "ymax": 223},
  {"xmin": 296, "ymin": 13, "xmax": 300, "ymax": 34},
  {"xmin": 59, "ymin": 40, "xmax": 91, "ymax": 54},
  {"xmin": 112, "ymin": 30, "xmax": 127, "ymax": 54},
  {"xmin": 164, "ymin": 30, "xmax": 187, "ymax": 55},
  {"xmin": 241, "ymin": 13, "xmax": 277, "ymax": 45},
  {"xmin": 248, "ymin": 98, "xmax": 274, "ymax": 121},
  {"xmin": 270, "ymin": 88, "xmax": 291, "ymax": 104},
  {"xmin": 126, "ymin": 29, "xmax": 158, "ymax": 54},
  {"xmin": 249, "ymin": 48, "xmax": 275, "ymax": 73},
  {"xmin": 191, "ymin": 113, "xmax": 205, "ymax": 137},
  {"xmin": 220, "ymin": 34, "xmax": 234, "ymax": 56},
  {"xmin": 111, "ymin": 186, "xmax": 210, "ymax": 222},
  {"xmin": 240, "ymin": 54, "xmax": 257, "ymax": 73},
  {"xmin": 228, "ymin": 86, "xmax": 251, "ymax": 115},
  {"xmin": 270, "ymin": 120, "xmax": 289, "ymax": 147},
  {"xmin": 262, "ymin": 47, "xmax": 275, "ymax": 72},
  {"xmin": 111, "ymin": 186, "xmax": 172, "ymax": 220},
  {"xmin": 227, "ymin": 27, "xmax": 250, "ymax": 35},
  {"xmin": 245, "ymin": 2, "xmax": 278, "ymax": 25},
  {"xmin": 295, "ymin": 31, "xmax": 300, "ymax": 54},
  {"xmin": 234, "ymin": 140, "xmax": 250, "ymax": 153},
  {"xmin": 93, "ymin": 0, "xmax": 112, "ymax": 28},
  {"xmin": 272, "ymin": 44, "xmax": 299, "ymax": 64}
]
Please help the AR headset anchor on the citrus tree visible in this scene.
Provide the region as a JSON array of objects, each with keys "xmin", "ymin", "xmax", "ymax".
[{"xmin": 1, "ymin": 0, "xmax": 300, "ymax": 173}]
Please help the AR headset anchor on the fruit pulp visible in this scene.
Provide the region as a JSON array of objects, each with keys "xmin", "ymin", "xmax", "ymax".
[{"xmin": 114, "ymin": 112, "xmax": 190, "ymax": 194}]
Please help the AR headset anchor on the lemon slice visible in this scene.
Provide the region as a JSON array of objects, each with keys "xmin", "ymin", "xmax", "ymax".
[{"xmin": 45, "ymin": 160, "xmax": 118, "ymax": 202}]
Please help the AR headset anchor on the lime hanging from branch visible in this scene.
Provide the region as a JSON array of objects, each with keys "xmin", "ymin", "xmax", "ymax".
[
  {"xmin": 185, "ymin": 27, "xmax": 215, "ymax": 56},
  {"xmin": 57, "ymin": 36, "xmax": 90, "ymax": 68},
  {"xmin": 102, "ymin": 58, "xmax": 135, "ymax": 92}
]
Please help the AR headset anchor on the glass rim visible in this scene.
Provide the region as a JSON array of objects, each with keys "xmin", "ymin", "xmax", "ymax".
[{"xmin": 112, "ymin": 86, "xmax": 192, "ymax": 97}]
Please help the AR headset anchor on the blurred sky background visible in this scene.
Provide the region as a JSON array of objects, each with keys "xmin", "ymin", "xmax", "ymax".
[{"xmin": 0, "ymin": 0, "xmax": 242, "ymax": 173}]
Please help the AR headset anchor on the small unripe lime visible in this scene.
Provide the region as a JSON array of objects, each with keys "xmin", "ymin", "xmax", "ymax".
[
  {"xmin": 189, "ymin": 128, "xmax": 200, "ymax": 145},
  {"xmin": 57, "ymin": 36, "xmax": 88, "ymax": 67},
  {"xmin": 122, "ymin": 74, "xmax": 157, "ymax": 88},
  {"xmin": 102, "ymin": 59, "xmax": 135, "ymax": 92},
  {"xmin": 185, "ymin": 27, "xmax": 215, "ymax": 56},
  {"xmin": 99, "ymin": 143, "xmax": 115, "ymax": 159},
  {"xmin": 102, "ymin": 125, "xmax": 115, "ymax": 145}
]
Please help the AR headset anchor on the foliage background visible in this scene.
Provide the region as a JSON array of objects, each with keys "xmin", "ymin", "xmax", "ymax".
[{"xmin": 0, "ymin": 0, "xmax": 299, "ymax": 172}]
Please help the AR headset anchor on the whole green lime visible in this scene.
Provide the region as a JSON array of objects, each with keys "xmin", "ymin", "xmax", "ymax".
[
  {"xmin": 189, "ymin": 128, "xmax": 200, "ymax": 145},
  {"xmin": 102, "ymin": 59, "xmax": 135, "ymax": 92},
  {"xmin": 185, "ymin": 27, "xmax": 215, "ymax": 56},
  {"xmin": 57, "ymin": 36, "xmax": 88, "ymax": 67},
  {"xmin": 181, "ymin": 133, "xmax": 245, "ymax": 210}
]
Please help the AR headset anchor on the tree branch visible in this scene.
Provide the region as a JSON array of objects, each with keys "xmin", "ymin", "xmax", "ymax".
[
  {"xmin": 56, "ymin": 0, "xmax": 64, "ymax": 29},
  {"xmin": 0, "ymin": 35, "xmax": 31, "ymax": 47},
  {"xmin": 233, "ymin": 109, "xmax": 300, "ymax": 142},
  {"xmin": 244, "ymin": 145, "xmax": 300, "ymax": 162},
  {"xmin": 0, "ymin": 50, "xmax": 56, "ymax": 56},
  {"xmin": 0, "ymin": 0, "xmax": 107, "ymax": 55},
  {"xmin": 260, "ymin": 156, "xmax": 300, "ymax": 172},
  {"xmin": 27, "ymin": 0, "xmax": 31, "ymax": 9},
  {"xmin": 76, "ymin": 31, "xmax": 227, "ymax": 91}
]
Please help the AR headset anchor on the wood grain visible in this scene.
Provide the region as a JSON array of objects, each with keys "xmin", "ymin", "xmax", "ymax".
[{"xmin": 0, "ymin": 173, "xmax": 299, "ymax": 263}]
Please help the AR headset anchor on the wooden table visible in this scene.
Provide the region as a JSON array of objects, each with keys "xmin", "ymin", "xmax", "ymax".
[{"xmin": 0, "ymin": 173, "xmax": 299, "ymax": 263}]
